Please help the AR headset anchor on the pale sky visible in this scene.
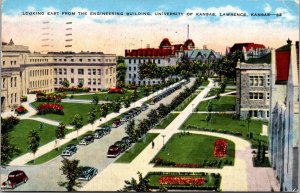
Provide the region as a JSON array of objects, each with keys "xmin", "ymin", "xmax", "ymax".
[{"xmin": 2, "ymin": 0, "xmax": 299, "ymax": 55}]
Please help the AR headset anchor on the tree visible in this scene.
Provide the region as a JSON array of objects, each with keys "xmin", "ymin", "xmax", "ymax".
[
  {"xmin": 207, "ymin": 100, "xmax": 213, "ymax": 112},
  {"xmin": 61, "ymin": 79, "xmax": 70, "ymax": 88},
  {"xmin": 70, "ymin": 114, "xmax": 84, "ymax": 141},
  {"xmin": 143, "ymin": 86, "xmax": 150, "ymax": 97},
  {"xmin": 1, "ymin": 134, "xmax": 20, "ymax": 166},
  {"xmin": 27, "ymin": 129, "xmax": 40, "ymax": 163},
  {"xmin": 87, "ymin": 108, "xmax": 97, "ymax": 131},
  {"xmin": 138, "ymin": 119, "xmax": 149, "ymax": 136},
  {"xmin": 117, "ymin": 63, "xmax": 127, "ymax": 88},
  {"xmin": 157, "ymin": 103, "xmax": 169, "ymax": 119},
  {"xmin": 78, "ymin": 80, "xmax": 83, "ymax": 88},
  {"xmin": 206, "ymin": 114, "xmax": 211, "ymax": 127},
  {"xmin": 246, "ymin": 113, "xmax": 251, "ymax": 134},
  {"xmin": 131, "ymin": 90, "xmax": 139, "ymax": 102},
  {"xmin": 112, "ymin": 100, "xmax": 121, "ymax": 113},
  {"xmin": 123, "ymin": 96, "xmax": 131, "ymax": 108},
  {"xmin": 56, "ymin": 122, "xmax": 66, "ymax": 149},
  {"xmin": 147, "ymin": 109, "xmax": 159, "ymax": 125},
  {"xmin": 92, "ymin": 95, "xmax": 99, "ymax": 105},
  {"xmin": 58, "ymin": 158, "xmax": 82, "ymax": 191},
  {"xmin": 121, "ymin": 172, "xmax": 150, "ymax": 192},
  {"xmin": 101, "ymin": 104, "xmax": 109, "ymax": 120},
  {"xmin": 125, "ymin": 120, "xmax": 138, "ymax": 142}
]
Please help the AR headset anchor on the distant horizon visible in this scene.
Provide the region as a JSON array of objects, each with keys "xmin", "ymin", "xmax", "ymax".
[{"xmin": 2, "ymin": 0, "xmax": 299, "ymax": 56}]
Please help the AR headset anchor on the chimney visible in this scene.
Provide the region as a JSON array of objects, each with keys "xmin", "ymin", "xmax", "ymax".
[{"xmin": 287, "ymin": 38, "xmax": 292, "ymax": 45}]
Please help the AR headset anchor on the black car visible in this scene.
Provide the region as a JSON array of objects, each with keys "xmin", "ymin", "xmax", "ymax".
[
  {"xmin": 103, "ymin": 126, "xmax": 111, "ymax": 134},
  {"xmin": 121, "ymin": 136, "xmax": 131, "ymax": 146},
  {"xmin": 114, "ymin": 141, "xmax": 129, "ymax": 152},
  {"xmin": 61, "ymin": 144, "xmax": 77, "ymax": 156},
  {"xmin": 141, "ymin": 104, "xmax": 148, "ymax": 111},
  {"xmin": 94, "ymin": 129, "xmax": 105, "ymax": 139},
  {"xmin": 79, "ymin": 135, "xmax": 94, "ymax": 145},
  {"xmin": 78, "ymin": 167, "xmax": 98, "ymax": 181},
  {"xmin": 120, "ymin": 115, "xmax": 131, "ymax": 122}
]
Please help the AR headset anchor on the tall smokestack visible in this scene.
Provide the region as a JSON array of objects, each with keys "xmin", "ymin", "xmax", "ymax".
[{"xmin": 187, "ymin": 24, "xmax": 189, "ymax": 39}]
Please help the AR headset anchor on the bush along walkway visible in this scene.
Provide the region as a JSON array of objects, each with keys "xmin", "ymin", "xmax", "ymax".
[
  {"xmin": 8, "ymin": 80, "xmax": 186, "ymax": 166},
  {"xmin": 81, "ymin": 78, "xmax": 279, "ymax": 192}
]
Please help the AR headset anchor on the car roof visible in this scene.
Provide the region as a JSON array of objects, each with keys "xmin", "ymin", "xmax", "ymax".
[
  {"xmin": 82, "ymin": 166, "xmax": 93, "ymax": 171},
  {"xmin": 9, "ymin": 170, "xmax": 24, "ymax": 175}
]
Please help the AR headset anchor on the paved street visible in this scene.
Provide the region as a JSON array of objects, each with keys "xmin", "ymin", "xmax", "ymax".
[{"xmin": 0, "ymin": 79, "xmax": 195, "ymax": 191}]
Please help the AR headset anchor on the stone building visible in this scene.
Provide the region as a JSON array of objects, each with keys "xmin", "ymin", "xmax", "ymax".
[
  {"xmin": 236, "ymin": 54, "xmax": 271, "ymax": 120},
  {"xmin": 269, "ymin": 40, "xmax": 299, "ymax": 191},
  {"xmin": 1, "ymin": 40, "xmax": 117, "ymax": 112}
]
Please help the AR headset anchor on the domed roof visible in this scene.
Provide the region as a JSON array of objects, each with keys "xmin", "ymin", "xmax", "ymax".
[
  {"xmin": 159, "ymin": 38, "xmax": 171, "ymax": 48},
  {"xmin": 184, "ymin": 39, "xmax": 195, "ymax": 47}
]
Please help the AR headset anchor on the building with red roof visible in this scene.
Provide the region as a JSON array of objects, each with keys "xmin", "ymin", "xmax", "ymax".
[
  {"xmin": 226, "ymin": 42, "xmax": 270, "ymax": 61},
  {"xmin": 124, "ymin": 38, "xmax": 195, "ymax": 85}
]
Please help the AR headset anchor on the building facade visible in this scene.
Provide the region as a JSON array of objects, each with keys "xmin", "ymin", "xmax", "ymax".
[
  {"xmin": 269, "ymin": 40, "xmax": 299, "ymax": 191},
  {"xmin": 1, "ymin": 40, "xmax": 117, "ymax": 112},
  {"xmin": 236, "ymin": 57, "xmax": 271, "ymax": 120},
  {"xmin": 124, "ymin": 38, "xmax": 195, "ymax": 85}
]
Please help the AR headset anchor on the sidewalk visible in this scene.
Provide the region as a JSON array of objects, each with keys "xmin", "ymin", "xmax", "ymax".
[{"xmin": 8, "ymin": 80, "xmax": 186, "ymax": 166}]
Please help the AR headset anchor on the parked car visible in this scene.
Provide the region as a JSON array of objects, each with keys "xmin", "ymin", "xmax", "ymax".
[
  {"xmin": 94, "ymin": 129, "xmax": 105, "ymax": 139},
  {"xmin": 121, "ymin": 136, "xmax": 132, "ymax": 146},
  {"xmin": 1, "ymin": 170, "xmax": 28, "ymax": 189},
  {"xmin": 61, "ymin": 144, "xmax": 77, "ymax": 156},
  {"xmin": 112, "ymin": 120, "xmax": 122, "ymax": 128},
  {"xmin": 141, "ymin": 103, "xmax": 148, "ymax": 111},
  {"xmin": 79, "ymin": 135, "xmax": 94, "ymax": 145},
  {"xmin": 114, "ymin": 141, "xmax": 129, "ymax": 152},
  {"xmin": 103, "ymin": 126, "xmax": 111, "ymax": 134},
  {"xmin": 135, "ymin": 107, "xmax": 142, "ymax": 113},
  {"xmin": 107, "ymin": 145, "xmax": 122, "ymax": 158},
  {"xmin": 120, "ymin": 115, "xmax": 131, "ymax": 122},
  {"xmin": 78, "ymin": 167, "xmax": 98, "ymax": 181}
]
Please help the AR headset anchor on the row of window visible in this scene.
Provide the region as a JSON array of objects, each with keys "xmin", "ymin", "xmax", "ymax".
[
  {"xmin": 249, "ymin": 75, "xmax": 270, "ymax": 87},
  {"xmin": 8, "ymin": 93, "xmax": 18, "ymax": 105},
  {"xmin": 53, "ymin": 58, "xmax": 115, "ymax": 63},
  {"xmin": 249, "ymin": 110, "xmax": 269, "ymax": 118},
  {"xmin": 29, "ymin": 58, "xmax": 49, "ymax": 63},
  {"xmin": 2, "ymin": 77, "xmax": 17, "ymax": 89},
  {"xmin": 29, "ymin": 79, "xmax": 52, "ymax": 88},
  {"xmin": 128, "ymin": 59, "xmax": 161, "ymax": 64},
  {"xmin": 128, "ymin": 66, "xmax": 137, "ymax": 71},
  {"xmin": 54, "ymin": 77, "xmax": 115, "ymax": 85},
  {"xmin": 128, "ymin": 80, "xmax": 161, "ymax": 85},
  {"xmin": 249, "ymin": 92, "xmax": 270, "ymax": 100},
  {"xmin": 2, "ymin": 60, "xmax": 17, "ymax": 66},
  {"xmin": 54, "ymin": 68, "xmax": 115, "ymax": 75},
  {"xmin": 30, "ymin": 69, "xmax": 52, "ymax": 77},
  {"xmin": 128, "ymin": 73, "xmax": 137, "ymax": 79}
]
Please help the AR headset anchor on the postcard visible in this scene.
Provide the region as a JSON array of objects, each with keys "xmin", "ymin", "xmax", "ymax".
[{"xmin": 0, "ymin": 0, "xmax": 299, "ymax": 192}]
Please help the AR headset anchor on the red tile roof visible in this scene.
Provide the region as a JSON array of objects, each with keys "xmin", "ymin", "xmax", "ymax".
[{"xmin": 230, "ymin": 43, "xmax": 266, "ymax": 53}]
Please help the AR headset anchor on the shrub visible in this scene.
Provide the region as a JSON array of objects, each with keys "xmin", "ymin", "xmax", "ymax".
[
  {"xmin": 37, "ymin": 103, "xmax": 64, "ymax": 115},
  {"xmin": 21, "ymin": 96, "xmax": 28, "ymax": 102},
  {"xmin": 15, "ymin": 105, "xmax": 28, "ymax": 115},
  {"xmin": 1, "ymin": 116, "xmax": 20, "ymax": 134}
]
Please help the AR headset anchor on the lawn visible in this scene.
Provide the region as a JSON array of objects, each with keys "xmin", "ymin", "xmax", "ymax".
[
  {"xmin": 155, "ymin": 113, "xmax": 179, "ymax": 129},
  {"xmin": 7, "ymin": 119, "xmax": 72, "ymax": 157},
  {"xmin": 152, "ymin": 133, "xmax": 235, "ymax": 168},
  {"xmin": 31, "ymin": 102, "xmax": 106, "ymax": 125},
  {"xmin": 175, "ymin": 93, "xmax": 198, "ymax": 111},
  {"xmin": 145, "ymin": 172, "xmax": 221, "ymax": 191},
  {"xmin": 181, "ymin": 113, "xmax": 268, "ymax": 147},
  {"xmin": 115, "ymin": 133, "xmax": 159, "ymax": 163},
  {"xmin": 196, "ymin": 95, "xmax": 236, "ymax": 111},
  {"xmin": 71, "ymin": 90, "xmax": 145, "ymax": 101},
  {"xmin": 26, "ymin": 131, "xmax": 94, "ymax": 165},
  {"xmin": 206, "ymin": 88, "xmax": 219, "ymax": 97}
]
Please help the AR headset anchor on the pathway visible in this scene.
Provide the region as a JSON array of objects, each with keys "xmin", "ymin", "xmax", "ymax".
[
  {"xmin": 81, "ymin": 78, "xmax": 279, "ymax": 191},
  {"xmin": 8, "ymin": 80, "xmax": 186, "ymax": 166}
]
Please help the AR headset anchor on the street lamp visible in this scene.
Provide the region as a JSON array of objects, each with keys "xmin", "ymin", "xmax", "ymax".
[{"xmin": 162, "ymin": 135, "xmax": 166, "ymax": 149}]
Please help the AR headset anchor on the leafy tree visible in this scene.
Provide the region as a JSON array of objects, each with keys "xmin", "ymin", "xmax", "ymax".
[
  {"xmin": 138, "ymin": 119, "xmax": 149, "ymax": 136},
  {"xmin": 206, "ymin": 114, "xmax": 212, "ymax": 127},
  {"xmin": 78, "ymin": 80, "xmax": 83, "ymax": 88},
  {"xmin": 56, "ymin": 122, "xmax": 66, "ymax": 149},
  {"xmin": 125, "ymin": 120, "xmax": 137, "ymax": 142},
  {"xmin": 143, "ymin": 86, "xmax": 150, "ymax": 97},
  {"xmin": 112, "ymin": 100, "xmax": 121, "ymax": 113},
  {"xmin": 157, "ymin": 103, "xmax": 169, "ymax": 119},
  {"xmin": 1, "ymin": 134, "xmax": 20, "ymax": 166},
  {"xmin": 123, "ymin": 96, "xmax": 131, "ymax": 108},
  {"xmin": 246, "ymin": 113, "xmax": 251, "ymax": 134},
  {"xmin": 58, "ymin": 158, "xmax": 82, "ymax": 191},
  {"xmin": 27, "ymin": 129, "xmax": 40, "ymax": 163},
  {"xmin": 101, "ymin": 104, "xmax": 109, "ymax": 119},
  {"xmin": 121, "ymin": 172, "xmax": 150, "ymax": 192},
  {"xmin": 147, "ymin": 109, "xmax": 159, "ymax": 125},
  {"xmin": 92, "ymin": 95, "xmax": 99, "ymax": 105},
  {"xmin": 61, "ymin": 79, "xmax": 70, "ymax": 88},
  {"xmin": 87, "ymin": 108, "xmax": 97, "ymax": 131},
  {"xmin": 117, "ymin": 63, "xmax": 127, "ymax": 88},
  {"xmin": 70, "ymin": 114, "xmax": 84, "ymax": 141},
  {"xmin": 131, "ymin": 90, "xmax": 139, "ymax": 102}
]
